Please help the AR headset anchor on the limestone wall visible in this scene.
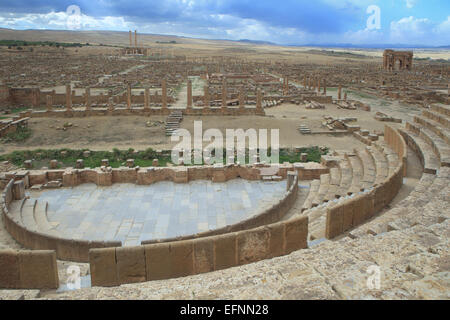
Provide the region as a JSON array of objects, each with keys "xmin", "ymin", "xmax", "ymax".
[
  {"xmin": 0, "ymin": 249, "xmax": 59, "ymax": 289},
  {"xmin": 325, "ymin": 125, "xmax": 406, "ymax": 239},
  {"xmin": 27, "ymin": 105, "xmax": 265, "ymax": 118},
  {"xmin": 89, "ymin": 214, "xmax": 308, "ymax": 287}
]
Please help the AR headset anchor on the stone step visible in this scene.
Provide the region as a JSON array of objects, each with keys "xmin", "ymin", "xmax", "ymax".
[
  {"xmin": 414, "ymin": 115, "xmax": 450, "ymax": 145},
  {"xmin": 375, "ymin": 141, "xmax": 400, "ymax": 176},
  {"xmin": 348, "ymin": 154, "xmax": 363, "ymax": 194},
  {"xmin": 366, "ymin": 145, "xmax": 388, "ymax": 184},
  {"xmin": 8, "ymin": 199, "xmax": 24, "ymax": 224},
  {"xmin": 399, "ymin": 128, "xmax": 441, "ymax": 175},
  {"xmin": 407, "ymin": 122, "xmax": 450, "ymax": 167},
  {"xmin": 312, "ymin": 174, "xmax": 330, "ymax": 206},
  {"xmin": 301, "ymin": 179, "xmax": 320, "ymax": 212},
  {"xmin": 337, "ymin": 155, "xmax": 352, "ymax": 197},
  {"xmin": 356, "ymin": 148, "xmax": 376, "ymax": 190},
  {"xmin": 34, "ymin": 201, "xmax": 59, "ymax": 234},
  {"xmin": 21, "ymin": 198, "xmax": 38, "ymax": 232},
  {"xmin": 423, "ymin": 109, "xmax": 450, "ymax": 129},
  {"xmin": 430, "ymin": 104, "xmax": 450, "ymax": 117}
]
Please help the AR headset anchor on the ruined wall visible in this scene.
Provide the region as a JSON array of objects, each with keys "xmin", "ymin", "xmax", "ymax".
[{"xmin": 89, "ymin": 214, "xmax": 308, "ymax": 287}]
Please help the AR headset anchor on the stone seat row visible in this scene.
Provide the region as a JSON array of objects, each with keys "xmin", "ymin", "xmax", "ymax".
[
  {"xmin": 298, "ymin": 141, "xmax": 397, "ymax": 240},
  {"xmin": 8, "ymin": 198, "xmax": 60, "ymax": 238}
]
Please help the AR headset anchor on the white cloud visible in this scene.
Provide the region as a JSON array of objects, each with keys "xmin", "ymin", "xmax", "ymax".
[
  {"xmin": 389, "ymin": 16, "xmax": 450, "ymax": 45},
  {"xmin": 405, "ymin": 0, "xmax": 417, "ymax": 9}
]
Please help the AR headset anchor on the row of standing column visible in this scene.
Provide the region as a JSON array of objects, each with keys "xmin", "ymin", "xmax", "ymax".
[{"xmin": 58, "ymin": 79, "xmax": 263, "ymax": 111}]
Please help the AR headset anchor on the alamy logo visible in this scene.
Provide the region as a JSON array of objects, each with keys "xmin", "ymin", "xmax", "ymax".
[
  {"xmin": 366, "ymin": 5, "xmax": 381, "ymax": 30},
  {"xmin": 366, "ymin": 265, "xmax": 381, "ymax": 290},
  {"xmin": 66, "ymin": 5, "xmax": 82, "ymax": 30},
  {"xmin": 171, "ymin": 121, "xmax": 279, "ymax": 165},
  {"xmin": 66, "ymin": 265, "xmax": 81, "ymax": 290}
]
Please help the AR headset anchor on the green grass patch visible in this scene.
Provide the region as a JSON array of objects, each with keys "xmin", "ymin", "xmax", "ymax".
[
  {"xmin": 0, "ymin": 146, "xmax": 328, "ymax": 169},
  {"xmin": 0, "ymin": 127, "xmax": 32, "ymax": 143}
]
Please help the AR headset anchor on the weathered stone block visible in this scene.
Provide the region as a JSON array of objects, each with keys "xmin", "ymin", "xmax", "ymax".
[
  {"xmin": 193, "ymin": 238, "xmax": 214, "ymax": 274},
  {"xmin": 284, "ymin": 216, "xmax": 308, "ymax": 253},
  {"xmin": 116, "ymin": 246, "xmax": 146, "ymax": 284},
  {"xmin": 237, "ymin": 227, "xmax": 270, "ymax": 265},
  {"xmin": 0, "ymin": 250, "xmax": 20, "ymax": 288},
  {"xmin": 214, "ymin": 233, "xmax": 237, "ymax": 270},
  {"xmin": 18, "ymin": 250, "xmax": 59, "ymax": 289},
  {"xmin": 89, "ymin": 247, "xmax": 118, "ymax": 287}
]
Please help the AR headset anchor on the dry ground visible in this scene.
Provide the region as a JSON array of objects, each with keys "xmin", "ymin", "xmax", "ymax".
[{"xmin": 0, "ymin": 94, "xmax": 425, "ymax": 155}]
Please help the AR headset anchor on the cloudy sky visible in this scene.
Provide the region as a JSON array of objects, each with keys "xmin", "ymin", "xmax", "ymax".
[{"xmin": 0, "ymin": 0, "xmax": 448, "ymax": 46}]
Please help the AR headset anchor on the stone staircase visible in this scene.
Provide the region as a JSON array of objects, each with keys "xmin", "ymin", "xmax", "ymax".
[
  {"xmin": 165, "ymin": 110, "xmax": 183, "ymax": 136},
  {"xmin": 291, "ymin": 139, "xmax": 398, "ymax": 241},
  {"xmin": 11, "ymin": 198, "xmax": 60, "ymax": 237}
]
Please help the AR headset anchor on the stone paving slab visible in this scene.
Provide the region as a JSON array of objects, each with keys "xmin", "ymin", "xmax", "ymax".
[{"xmin": 29, "ymin": 179, "xmax": 285, "ymax": 246}]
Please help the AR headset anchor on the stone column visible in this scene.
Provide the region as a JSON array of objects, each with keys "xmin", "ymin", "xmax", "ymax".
[
  {"xmin": 134, "ymin": 30, "xmax": 137, "ymax": 47},
  {"xmin": 161, "ymin": 79, "xmax": 167, "ymax": 109},
  {"xmin": 221, "ymin": 78, "xmax": 227, "ymax": 109},
  {"xmin": 204, "ymin": 85, "xmax": 210, "ymax": 108},
  {"xmin": 108, "ymin": 96, "xmax": 114, "ymax": 112},
  {"xmin": 46, "ymin": 94, "xmax": 52, "ymax": 111},
  {"xmin": 284, "ymin": 76, "xmax": 289, "ymax": 95},
  {"xmin": 323, "ymin": 80, "xmax": 326, "ymax": 95},
  {"xmin": 344, "ymin": 92, "xmax": 347, "ymax": 101},
  {"xmin": 338, "ymin": 85, "xmax": 342, "ymax": 100},
  {"xmin": 187, "ymin": 79, "xmax": 193, "ymax": 108},
  {"xmin": 144, "ymin": 87, "xmax": 150, "ymax": 109},
  {"xmin": 129, "ymin": 30, "xmax": 132, "ymax": 47},
  {"xmin": 126, "ymin": 84, "xmax": 132, "ymax": 109},
  {"xmin": 65, "ymin": 84, "xmax": 72, "ymax": 110},
  {"xmin": 239, "ymin": 87, "xmax": 245, "ymax": 109},
  {"xmin": 256, "ymin": 88, "xmax": 263, "ymax": 111},
  {"xmin": 317, "ymin": 79, "xmax": 321, "ymax": 93},
  {"xmin": 85, "ymin": 87, "xmax": 91, "ymax": 110}
]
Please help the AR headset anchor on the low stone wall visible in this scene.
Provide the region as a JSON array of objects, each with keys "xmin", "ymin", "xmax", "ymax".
[
  {"xmin": 90, "ymin": 214, "xmax": 308, "ymax": 287},
  {"xmin": 25, "ymin": 105, "xmax": 265, "ymax": 118},
  {"xmin": 1, "ymin": 179, "xmax": 121, "ymax": 262},
  {"xmin": 0, "ymin": 249, "xmax": 59, "ymax": 289},
  {"xmin": 325, "ymin": 126, "xmax": 406, "ymax": 239}
]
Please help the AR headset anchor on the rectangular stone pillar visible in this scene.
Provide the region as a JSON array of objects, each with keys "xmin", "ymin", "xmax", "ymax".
[
  {"xmin": 239, "ymin": 87, "xmax": 245, "ymax": 109},
  {"xmin": 162, "ymin": 79, "xmax": 167, "ymax": 109},
  {"xmin": 338, "ymin": 85, "xmax": 342, "ymax": 100},
  {"xmin": 204, "ymin": 85, "xmax": 210, "ymax": 108},
  {"xmin": 317, "ymin": 79, "xmax": 321, "ymax": 93},
  {"xmin": 46, "ymin": 95, "xmax": 52, "ymax": 111},
  {"xmin": 126, "ymin": 84, "xmax": 131, "ymax": 109},
  {"xmin": 85, "ymin": 87, "xmax": 91, "ymax": 110},
  {"xmin": 187, "ymin": 80, "xmax": 192, "ymax": 108},
  {"xmin": 108, "ymin": 97, "xmax": 114, "ymax": 112},
  {"xmin": 323, "ymin": 80, "xmax": 326, "ymax": 95},
  {"xmin": 144, "ymin": 87, "xmax": 150, "ymax": 109},
  {"xmin": 221, "ymin": 78, "xmax": 227, "ymax": 109},
  {"xmin": 256, "ymin": 89, "xmax": 262, "ymax": 111},
  {"xmin": 65, "ymin": 84, "xmax": 72, "ymax": 110}
]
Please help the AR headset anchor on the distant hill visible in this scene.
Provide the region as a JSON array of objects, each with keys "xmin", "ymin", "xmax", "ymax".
[{"xmin": 0, "ymin": 28, "xmax": 447, "ymax": 50}]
